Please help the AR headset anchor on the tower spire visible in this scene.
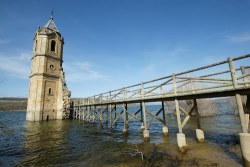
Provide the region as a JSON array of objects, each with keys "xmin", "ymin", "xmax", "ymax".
[{"xmin": 44, "ymin": 11, "xmax": 58, "ymax": 32}]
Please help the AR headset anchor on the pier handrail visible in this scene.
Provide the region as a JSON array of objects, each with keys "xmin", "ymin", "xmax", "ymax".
[{"xmin": 73, "ymin": 54, "xmax": 250, "ymax": 106}]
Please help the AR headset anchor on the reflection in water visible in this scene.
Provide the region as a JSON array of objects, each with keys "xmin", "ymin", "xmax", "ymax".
[
  {"xmin": 0, "ymin": 108, "xmax": 245, "ymax": 166},
  {"xmin": 23, "ymin": 120, "xmax": 67, "ymax": 166}
]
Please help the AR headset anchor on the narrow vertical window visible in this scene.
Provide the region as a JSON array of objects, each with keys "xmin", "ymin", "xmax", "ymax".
[
  {"xmin": 51, "ymin": 40, "xmax": 56, "ymax": 52},
  {"xmin": 34, "ymin": 40, "xmax": 37, "ymax": 51},
  {"xmin": 48, "ymin": 88, "xmax": 52, "ymax": 95}
]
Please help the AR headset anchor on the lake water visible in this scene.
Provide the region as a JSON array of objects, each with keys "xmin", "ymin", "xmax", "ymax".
[{"xmin": 0, "ymin": 104, "xmax": 245, "ymax": 166}]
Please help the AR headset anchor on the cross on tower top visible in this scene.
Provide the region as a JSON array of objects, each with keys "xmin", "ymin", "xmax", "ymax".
[{"xmin": 50, "ymin": 10, "xmax": 54, "ymax": 19}]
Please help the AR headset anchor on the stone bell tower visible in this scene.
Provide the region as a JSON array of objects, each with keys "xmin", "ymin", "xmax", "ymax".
[{"xmin": 26, "ymin": 15, "xmax": 71, "ymax": 121}]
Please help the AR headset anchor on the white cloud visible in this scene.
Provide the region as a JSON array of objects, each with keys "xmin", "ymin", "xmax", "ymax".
[
  {"xmin": 63, "ymin": 60, "xmax": 108, "ymax": 82},
  {"xmin": 0, "ymin": 52, "xmax": 31, "ymax": 79},
  {"xmin": 166, "ymin": 48, "xmax": 188, "ymax": 58},
  {"xmin": 143, "ymin": 47, "xmax": 188, "ymax": 59},
  {"xmin": 141, "ymin": 64, "xmax": 155, "ymax": 74},
  {"xmin": 227, "ymin": 33, "xmax": 250, "ymax": 43},
  {"xmin": 0, "ymin": 51, "xmax": 107, "ymax": 82},
  {"xmin": 140, "ymin": 47, "xmax": 188, "ymax": 71}
]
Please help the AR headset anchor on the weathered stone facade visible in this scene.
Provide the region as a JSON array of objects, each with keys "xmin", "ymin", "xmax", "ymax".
[{"xmin": 26, "ymin": 16, "xmax": 70, "ymax": 121}]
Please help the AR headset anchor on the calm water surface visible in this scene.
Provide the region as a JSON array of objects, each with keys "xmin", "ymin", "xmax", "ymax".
[{"xmin": 0, "ymin": 105, "xmax": 244, "ymax": 166}]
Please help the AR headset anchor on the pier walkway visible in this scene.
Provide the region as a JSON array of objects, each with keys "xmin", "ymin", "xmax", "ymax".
[{"xmin": 72, "ymin": 54, "xmax": 250, "ymax": 166}]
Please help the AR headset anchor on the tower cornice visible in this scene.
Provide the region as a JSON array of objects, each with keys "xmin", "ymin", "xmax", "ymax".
[
  {"xmin": 29, "ymin": 72, "xmax": 60, "ymax": 79},
  {"xmin": 32, "ymin": 54, "xmax": 63, "ymax": 62}
]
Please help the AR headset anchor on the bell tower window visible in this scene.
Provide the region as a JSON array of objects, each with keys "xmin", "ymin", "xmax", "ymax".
[
  {"xmin": 34, "ymin": 40, "xmax": 37, "ymax": 51},
  {"xmin": 48, "ymin": 88, "xmax": 52, "ymax": 95},
  {"xmin": 51, "ymin": 40, "xmax": 56, "ymax": 52}
]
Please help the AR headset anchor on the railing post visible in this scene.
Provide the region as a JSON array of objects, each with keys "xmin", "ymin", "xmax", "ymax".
[
  {"xmin": 241, "ymin": 66, "xmax": 249, "ymax": 87},
  {"xmin": 173, "ymin": 73, "xmax": 187, "ymax": 152},
  {"xmin": 228, "ymin": 57, "xmax": 239, "ymax": 89},
  {"xmin": 141, "ymin": 82, "xmax": 150, "ymax": 141}
]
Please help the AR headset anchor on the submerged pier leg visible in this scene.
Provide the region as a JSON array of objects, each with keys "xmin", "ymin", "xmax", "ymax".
[
  {"xmin": 175, "ymin": 98, "xmax": 187, "ymax": 153},
  {"xmin": 90, "ymin": 106, "xmax": 92, "ymax": 122},
  {"xmin": 142, "ymin": 101, "xmax": 150, "ymax": 141},
  {"xmin": 106, "ymin": 105, "xmax": 109, "ymax": 124},
  {"xmin": 100, "ymin": 106, "xmax": 103, "ymax": 126},
  {"xmin": 140, "ymin": 102, "xmax": 145, "ymax": 131},
  {"xmin": 172, "ymin": 74, "xmax": 186, "ymax": 152},
  {"xmin": 236, "ymin": 94, "xmax": 250, "ymax": 166},
  {"xmin": 83, "ymin": 107, "xmax": 86, "ymax": 121},
  {"xmin": 246, "ymin": 95, "xmax": 250, "ymax": 115},
  {"xmin": 229, "ymin": 60, "xmax": 250, "ymax": 166},
  {"xmin": 239, "ymin": 133, "xmax": 250, "ymax": 167},
  {"xmin": 82, "ymin": 107, "xmax": 85, "ymax": 121},
  {"xmin": 123, "ymin": 103, "xmax": 128, "ymax": 135},
  {"xmin": 162, "ymin": 101, "xmax": 168, "ymax": 136},
  {"xmin": 193, "ymin": 99, "xmax": 205, "ymax": 143},
  {"xmin": 109, "ymin": 104, "xmax": 112, "ymax": 128},
  {"xmin": 114, "ymin": 105, "xmax": 117, "ymax": 127}
]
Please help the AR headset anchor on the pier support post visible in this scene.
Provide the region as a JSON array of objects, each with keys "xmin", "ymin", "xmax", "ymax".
[
  {"xmin": 114, "ymin": 104, "xmax": 117, "ymax": 127},
  {"xmin": 241, "ymin": 66, "xmax": 250, "ymax": 115},
  {"xmin": 99, "ymin": 94, "xmax": 103, "ymax": 126},
  {"xmin": 90, "ymin": 106, "xmax": 93, "ymax": 122},
  {"xmin": 163, "ymin": 126, "xmax": 168, "ymax": 136},
  {"xmin": 109, "ymin": 92, "xmax": 112, "ymax": 128},
  {"xmin": 175, "ymin": 98, "xmax": 187, "ymax": 152},
  {"xmin": 140, "ymin": 102, "xmax": 145, "ymax": 131},
  {"xmin": 109, "ymin": 104, "xmax": 112, "ymax": 128},
  {"xmin": 100, "ymin": 106, "xmax": 103, "ymax": 126},
  {"xmin": 229, "ymin": 58, "xmax": 250, "ymax": 166},
  {"xmin": 105, "ymin": 105, "xmax": 108, "ymax": 124},
  {"xmin": 93, "ymin": 105, "xmax": 96, "ymax": 122},
  {"xmin": 142, "ymin": 105, "xmax": 150, "ymax": 141},
  {"xmin": 239, "ymin": 133, "xmax": 250, "ymax": 167},
  {"xmin": 173, "ymin": 74, "xmax": 187, "ymax": 152},
  {"xmin": 235, "ymin": 87, "xmax": 250, "ymax": 167},
  {"xmin": 177, "ymin": 133, "xmax": 187, "ymax": 153},
  {"xmin": 193, "ymin": 99, "xmax": 205, "ymax": 143},
  {"xmin": 162, "ymin": 101, "xmax": 168, "ymax": 136},
  {"xmin": 83, "ymin": 106, "xmax": 85, "ymax": 121},
  {"xmin": 141, "ymin": 82, "xmax": 150, "ymax": 141},
  {"xmin": 246, "ymin": 95, "xmax": 250, "ymax": 114},
  {"xmin": 196, "ymin": 129, "xmax": 205, "ymax": 143},
  {"xmin": 123, "ymin": 103, "xmax": 128, "ymax": 135},
  {"xmin": 82, "ymin": 106, "xmax": 84, "ymax": 120}
]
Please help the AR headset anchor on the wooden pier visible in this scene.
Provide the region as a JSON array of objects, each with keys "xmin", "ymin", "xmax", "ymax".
[{"xmin": 72, "ymin": 54, "xmax": 250, "ymax": 166}]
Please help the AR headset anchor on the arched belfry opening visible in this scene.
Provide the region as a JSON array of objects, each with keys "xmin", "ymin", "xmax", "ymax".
[{"xmin": 51, "ymin": 40, "xmax": 56, "ymax": 52}]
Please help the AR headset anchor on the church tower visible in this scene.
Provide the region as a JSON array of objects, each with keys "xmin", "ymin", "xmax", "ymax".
[{"xmin": 26, "ymin": 15, "xmax": 71, "ymax": 121}]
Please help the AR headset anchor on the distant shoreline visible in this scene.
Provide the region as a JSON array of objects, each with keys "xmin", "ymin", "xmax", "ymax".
[
  {"xmin": 0, "ymin": 110, "xmax": 26, "ymax": 112},
  {"xmin": 0, "ymin": 98, "xmax": 27, "ymax": 111}
]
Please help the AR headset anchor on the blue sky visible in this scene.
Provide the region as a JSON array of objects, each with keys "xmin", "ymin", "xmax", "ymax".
[{"xmin": 0, "ymin": 0, "xmax": 250, "ymax": 97}]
